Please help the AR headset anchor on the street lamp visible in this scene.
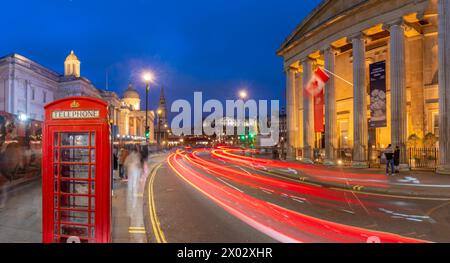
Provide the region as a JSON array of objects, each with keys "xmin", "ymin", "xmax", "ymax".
[
  {"xmin": 142, "ymin": 71, "xmax": 154, "ymax": 143},
  {"xmin": 238, "ymin": 89, "xmax": 249, "ymax": 147},
  {"xmin": 239, "ymin": 90, "xmax": 248, "ymax": 100}
]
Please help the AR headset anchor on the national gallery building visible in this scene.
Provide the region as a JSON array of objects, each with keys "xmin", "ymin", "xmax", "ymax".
[
  {"xmin": 278, "ymin": 0, "xmax": 450, "ymax": 174},
  {"xmin": 0, "ymin": 51, "xmax": 155, "ymax": 142}
]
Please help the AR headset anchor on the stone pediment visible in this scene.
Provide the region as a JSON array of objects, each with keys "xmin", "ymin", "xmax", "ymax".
[{"xmin": 278, "ymin": 0, "xmax": 368, "ymax": 55}]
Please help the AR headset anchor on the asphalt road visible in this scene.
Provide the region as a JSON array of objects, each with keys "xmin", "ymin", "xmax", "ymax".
[{"xmin": 144, "ymin": 149, "xmax": 450, "ymax": 243}]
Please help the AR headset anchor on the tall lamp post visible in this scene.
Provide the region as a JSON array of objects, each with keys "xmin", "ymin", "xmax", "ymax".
[
  {"xmin": 238, "ymin": 90, "xmax": 248, "ymax": 148},
  {"xmin": 143, "ymin": 72, "xmax": 154, "ymax": 143}
]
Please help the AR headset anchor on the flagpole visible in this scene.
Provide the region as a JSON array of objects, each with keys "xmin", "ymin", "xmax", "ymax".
[{"xmin": 321, "ymin": 67, "xmax": 353, "ymax": 87}]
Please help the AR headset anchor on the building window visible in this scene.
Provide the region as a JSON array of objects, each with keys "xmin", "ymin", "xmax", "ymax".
[
  {"xmin": 43, "ymin": 91, "xmax": 47, "ymax": 103},
  {"xmin": 31, "ymin": 88, "xmax": 35, "ymax": 101},
  {"xmin": 432, "ymin": 112, "xmax": 439, "ymax": 137}
]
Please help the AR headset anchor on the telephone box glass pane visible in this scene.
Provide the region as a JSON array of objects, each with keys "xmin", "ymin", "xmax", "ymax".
[
  {"xmin": 60, "ymin": 225, "xmax": 89, "ymax": 238},
  {"xmin": 60, "ymin": 210, "xmax": 89, "ymax": 224},
  {"xmin": 54, "ymin": 149, "xmax": 58, "ymax": 162},
  {"xmin": 60, "ymin": 196, "xmax": 89, "ymax": 210},
  {"xmin": 90, "ymin": 149, "xmax": 95, "ymax": 163},
  {"xmin": 54, "ymin": 180, "xmax": 59, "ymax": 193},
  {"xmin": 61, "ymin": 148, "xmax": 90, "ymax": 163},
  {"xmin": 60, "ymin": 164, "xmax": 89, "ymax": 179},
  {"xmin": 90, "ymin": 133, "xmax": 95, "ymax": 146},
  {"xmin": 61, "ymin": 133, "xmax": 89, "ymax": 146},
  {"xmin": 91, "ymin": 166, "xmax": 95, "ymax": 179},
  {"xmin": 60, "ymin": 181, "xmax": 90, "ymax": 195}
]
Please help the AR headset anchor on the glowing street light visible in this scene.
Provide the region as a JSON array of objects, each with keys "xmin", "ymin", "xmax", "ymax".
[
  {"xmin": 143, "ymin": 72, "xmax": 154, "ymax": 84},
  {"xmin": 142, "ymin": 71, "xmax": 155, "ymax": 144},
  {"xmin": 239, "ymin": 90, "xmax": 248, "ymax": 100}
]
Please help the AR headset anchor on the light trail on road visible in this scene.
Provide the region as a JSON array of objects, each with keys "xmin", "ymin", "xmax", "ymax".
[
  {"xmin": 211, "ymin": 147, "xmax": 389, "ymax": 188},
  {"xmin": 167, "ymin": 150, "xmax": 428, "ymax": 243}
]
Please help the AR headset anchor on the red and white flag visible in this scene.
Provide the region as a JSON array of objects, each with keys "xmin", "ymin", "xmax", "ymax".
[{"xmin": 305, "ymin": 67, "xmax": 330, "ymax": 97}]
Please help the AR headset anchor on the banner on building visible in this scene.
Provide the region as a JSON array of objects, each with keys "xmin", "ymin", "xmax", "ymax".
[
  {"xmin": 369, "ymin": 61, "xmax": 387, "ymax": 128},
  {"xmin": 314, "ymin": 88, "xmax": 324, "ymax": 133}
]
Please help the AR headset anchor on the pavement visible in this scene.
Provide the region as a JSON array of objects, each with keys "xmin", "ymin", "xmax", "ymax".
[{"xmin": 0, "ymin": 153, "xmax": 167, "ymax": 243}]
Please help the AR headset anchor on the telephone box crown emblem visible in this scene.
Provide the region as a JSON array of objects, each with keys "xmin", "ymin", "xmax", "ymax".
[{"xmin": 70, "ymin": 100, "xmax": 80, "ymax": 108}]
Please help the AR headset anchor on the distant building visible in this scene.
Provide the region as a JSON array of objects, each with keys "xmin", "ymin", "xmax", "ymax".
[{"xmin": 0, "ymin": 51, "xmax": 154, "ymax": 142}]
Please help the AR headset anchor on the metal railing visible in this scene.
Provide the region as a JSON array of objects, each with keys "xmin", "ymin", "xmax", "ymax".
[{"xmin": 408, "ymin": 148, "xmax": 438, "ymax": 171}]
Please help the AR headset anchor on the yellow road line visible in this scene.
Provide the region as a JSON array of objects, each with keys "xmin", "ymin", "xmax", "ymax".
[
  {"xmin": 147, "ymin": 163, "xmax": 167, "ymax": 243},
  {"xmin": 128, "ymin": 230, "xmax": 147, "ymax": 234},
  {"xmin": 129, "ymin": 226, "xmax": 145, "ymax": 230}
]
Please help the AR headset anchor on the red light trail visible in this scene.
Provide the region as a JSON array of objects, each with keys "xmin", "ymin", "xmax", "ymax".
[{"xmin": 167, "ymin": 150, "xmax": 428, "ymax": 243}]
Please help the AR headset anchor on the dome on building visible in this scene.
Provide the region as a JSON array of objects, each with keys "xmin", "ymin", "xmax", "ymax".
[
  {"xmin": 65, "ymin": 50, "xmax": 79, "ymax": 62},
  {"xmin": 123, "ymin": 83, "xmax": 140, "ymax": 99}
]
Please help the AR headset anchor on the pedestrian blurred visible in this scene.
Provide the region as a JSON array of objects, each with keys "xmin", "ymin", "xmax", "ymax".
[
  {"xmin": 0, "ymin": 173, "xmax": 8, "ymax": 210},
  {"xmin": 118, "ymin": 148, "xmax": 129, "ymax": 180},
  {"xmin": 124, "ymin": 150, "xmax": 142, "ymax": 205},
  {"xmin": 394, "ymin": 146, "xmax": 400, "ymax": 174},
  {"xmin": 384, "ymin": 144, "xmax": 394, "ymax": 176},
  {"xmin": 273, "ymin": 148, "xmax": 279, "ymax": 160},
  {"xmin": 113, "ymin": 148, "xmax": 119, "ymax": 179}
]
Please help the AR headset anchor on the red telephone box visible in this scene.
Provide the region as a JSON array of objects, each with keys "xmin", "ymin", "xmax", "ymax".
[{"xmin": 42, "ymin": 97, "xmax": 111, "ymax": 243}]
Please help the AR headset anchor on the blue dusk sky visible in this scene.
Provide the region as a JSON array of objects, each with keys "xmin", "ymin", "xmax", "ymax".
[{"xmin": 1, "ymin": 0, "xmax": 321, "ymax": 117}]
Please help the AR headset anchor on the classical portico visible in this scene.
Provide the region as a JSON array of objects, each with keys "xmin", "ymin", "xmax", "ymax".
[{"xmin": 279, "ymin": 0, "xmax": 450, "ymax": 174}]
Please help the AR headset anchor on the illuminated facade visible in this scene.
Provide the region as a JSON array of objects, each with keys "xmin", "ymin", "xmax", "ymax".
[
  {"xmin": 0, "ymin": 51, "xmax": 154, "ymax": 142},
  {"xmin": 278, "ymin": 0, "xmax": 450, "ymax": 174}
]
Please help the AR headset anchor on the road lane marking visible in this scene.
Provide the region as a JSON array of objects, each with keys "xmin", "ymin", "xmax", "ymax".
[
  {"xmin": 147, "ymin": 163, "xmax": 167, "ymax": 243},
  {"xmin": 216, "ymin": 177, "xmax": 244, "ymax": 193},
  {"xmin": 262, "ymin": 190, "xmax": 273, "ymax": 195},
  {"xmin": 328, "ymin": 187, "xmax": 450, "ymax": 201}
]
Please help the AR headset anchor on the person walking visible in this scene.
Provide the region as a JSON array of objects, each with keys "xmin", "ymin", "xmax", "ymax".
[
  {"xmin": 384, "ymin": 144, "xmax": 394, "ymax": 176},
  {"xmin": 118, "ymin": 148, "xmax": 129, "ymax": 180},
  {"xmin": 394, "ymin": 146, "xmax": 400, "ymax": 174}
]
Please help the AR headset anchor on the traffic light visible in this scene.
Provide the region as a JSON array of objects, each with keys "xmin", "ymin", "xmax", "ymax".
[{"xmin": 145, "ymin": 127, "xmax": 150, "ymax": 139}]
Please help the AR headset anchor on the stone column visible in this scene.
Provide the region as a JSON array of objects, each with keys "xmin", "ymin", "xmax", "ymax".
[
  {"xmin": 302, "ymin": 58, "xmax": 314, "ymax": 163},
  {"xmin": 388, "ymin": 20, "xmax": 409, "ymax": 170},
  {"xmin": 296, "ymin": 71, "xmax": 304, "ymax": 152},
  {"xmin": 351, "ymin": 34, "xmax": 369, "ymax": 168},
  {"xmin": 286, "ymin": 67, "xmax": 296, "ymax": 158},
  {"xmin": 324, "ymin": 47, "xmax": 337, "ymax": 165},
  {"xmin": 438, "ymin": 0, "xmax": 450, "ymax": 174}
]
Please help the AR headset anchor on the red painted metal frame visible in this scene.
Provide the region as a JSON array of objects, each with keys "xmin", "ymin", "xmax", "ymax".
[{"xmin": 42, "ymin": 97, "xmax": 111, "ymax": 243}]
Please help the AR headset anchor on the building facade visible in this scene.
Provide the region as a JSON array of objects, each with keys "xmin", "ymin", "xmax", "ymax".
[
  {"xmin": 0, "ymin": 51, "xmax": 154, "ymax": 142},
  {"xmin": 278, "ymin": 0, "xmax": 450, "ymax": 174}
]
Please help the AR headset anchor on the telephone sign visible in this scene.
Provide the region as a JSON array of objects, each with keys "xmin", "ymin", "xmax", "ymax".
[{"xmin": 42, "ymin": 97, "xmax": 111, "ymax": 243}]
